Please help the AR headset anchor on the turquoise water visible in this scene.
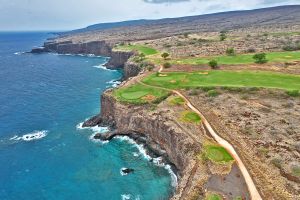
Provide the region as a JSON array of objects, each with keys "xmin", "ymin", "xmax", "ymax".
[{"xmin": 0, "ymin": 32, "xmax": 175, "ymax": 200}]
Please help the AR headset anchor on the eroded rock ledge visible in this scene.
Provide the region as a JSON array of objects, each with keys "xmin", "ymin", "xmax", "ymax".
[{"xmin": 31, "ymin": 40, "xmax": 135, "ymax": 70}]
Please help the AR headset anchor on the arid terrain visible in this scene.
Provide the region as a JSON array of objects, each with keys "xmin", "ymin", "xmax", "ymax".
[{"xmin": 40, "ymin": 5, "xmax": 300, "ymax": 200}]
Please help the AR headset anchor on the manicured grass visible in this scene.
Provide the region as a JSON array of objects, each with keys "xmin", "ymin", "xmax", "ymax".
[
  {"xmin": 161, "ymin": 51, "xmax": 300, "ymax": 65},
  {"xmin": 142, "ymin": 71, "xmax": 300, "ymax": 91},
  {"xmin": 205, "ymin": 193, "xmax": 222, "ymax": 200},
  {"xmin": 205, "ymin": 145, "xmax": 234, "ymax": 163},
  {"xmin": 113, "ymin": 83, "xmax": 170, "ymax": 104},
  {"xmin": 114, "ymin": 44, "xmax": 158, "ymax": 55},
  {"xmin": 180, "ymin": 111, "xmax": 201, "ymax": 124},
  {"xmin": 169, "ymin": 96, "xmax": 185, "ymax": 105}
]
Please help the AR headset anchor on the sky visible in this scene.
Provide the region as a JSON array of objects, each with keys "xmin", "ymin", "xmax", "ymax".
[{"xmin": 0, "ymin": 0, "xmax": 299, "ymax": 31}]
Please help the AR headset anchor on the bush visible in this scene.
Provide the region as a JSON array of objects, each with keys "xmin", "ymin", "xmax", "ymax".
[
  {"xmin": 282, "ymin": 43, "xmax": 300, "ymax": 51},
  {"xmin": 200, "ymin": 86, "xmax": 215, "ymax": 92},
  {"xmin": 286, "ymin": 90, "xmax": 299, "ymax": 97},
  {"xmin": 207, "ymin": 89, "xmax": 219, "ymax": 97},
  {"xmin": 183, "ymin": 32, "xmax": 190, "ymax": 38},
  {"xmin": 271, "ymin": 158, "xmax": 282, "ymax": 168},
  {"xmin": 226, "ymin": 47, "xmax": 236, "ymax": 56},
  {"xmin": 220, "ymin": 32, "xmax": 227, "ymax": 41},
  {"xmin": 163, "ymin": 62, "xmax": 172, "ymax": 68},
  {"xmin": 161, "ymin": 52, "xmax": 170, "ymax": 60},
  {"xmin": 208, "ymin": 60, "xmax": 218, "ymax": 69},
  {"xmin": 247, "ymin": 48, "xmax": 256, "ymax": 53},
  {"xmin": 253, "ymin": 53, "xmax": 268, "ymax": 64}
]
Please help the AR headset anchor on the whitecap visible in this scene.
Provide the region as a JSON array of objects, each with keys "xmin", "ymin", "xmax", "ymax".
[
  {"xmin": 121, "ymin": 194, "xmax": 131, "ymax": 200},
  {"xmin": 14, "ymin": 52, "xmax": 25, "ymax": 55},
  {"xmin": 10, "ymin": 130, "xmax": 48, "ymax": 142}
]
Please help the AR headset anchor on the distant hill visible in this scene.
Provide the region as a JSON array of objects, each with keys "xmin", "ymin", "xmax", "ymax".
[
  {"xmin": 55, "ymin": 5, "xmax": 300, "ymax": 43},
  {"xmin": 63, "ymin": 5, "xmax": 300, "ymax": 35}
]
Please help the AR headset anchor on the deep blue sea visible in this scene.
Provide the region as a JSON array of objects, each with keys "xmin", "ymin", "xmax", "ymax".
[{"xmin": 0, "ymin": 32, "xmax": 175, "ymax": 200}]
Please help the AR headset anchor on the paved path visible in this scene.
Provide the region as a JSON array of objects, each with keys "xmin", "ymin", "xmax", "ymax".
[{"xmin": 138, "ymin": 65, "xmax": 263, "ymax": 200}]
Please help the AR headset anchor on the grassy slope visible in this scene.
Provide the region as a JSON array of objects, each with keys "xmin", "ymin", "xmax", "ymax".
[
  {"xmin": 143, "ymin": 71, "xmax": 300, "ymax": 91},
  {"xmin": 114, "ymin": 44, "xmax": 158, "ymax": 55}
]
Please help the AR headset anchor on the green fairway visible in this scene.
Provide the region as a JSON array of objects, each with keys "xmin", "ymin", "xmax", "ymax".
[
  {"xmin": 180, "ymin": 111, "xmax": 201, "ymax": 124},
  {"xmin": 114, "ymin": 44, "xmax": 158, "ymax": 55},
  {"xmin": 205, "ymin": 145, "xmax": 234, "ymax": 163},
  {"xmin": 113, "ymin": 83, "xmax": 170, "ymax": 104},
  {"xmin": 143, "ymin": 71, "xmax": 300, "ymax": 91},
  {"xmin": 167, "ymin": 51, "xmax": 300, "ymax": 65}
]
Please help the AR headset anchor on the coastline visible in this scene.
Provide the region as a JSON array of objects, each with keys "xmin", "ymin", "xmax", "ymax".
[{"xmin": 31, "ymin": 40, "xmax": 202, "ymax": 200}]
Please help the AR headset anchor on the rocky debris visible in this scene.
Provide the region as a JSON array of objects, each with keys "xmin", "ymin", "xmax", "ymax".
[
  {"xmin": 30, "ymin": 47, "xmax": 50, "ymax": 53},
  {"xmin": 82, "ymin": 114, "xmax": 103, "ymax": 127}
]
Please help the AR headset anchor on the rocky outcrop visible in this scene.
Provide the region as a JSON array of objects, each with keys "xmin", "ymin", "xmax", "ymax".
[
  {"xmin": 124, "ymin": 61, "xmax": 141, "ymax": 80},
  {"xmin": 37, "ymin": 40, "xmax": 134, "ymax": 69}
]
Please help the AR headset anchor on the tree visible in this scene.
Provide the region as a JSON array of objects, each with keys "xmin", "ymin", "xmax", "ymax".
[
  {"xmin": 208, "ymin": 60, "xmax": 218, "ymax": 69},
  {"xmin": 161, "ymin": 52, "xmax": 170, "ymax": 60},
  {"xmin": 253, "ymin": 53, "xmax": 268, "ymax": 64},
  {"xmin": 220, "ymin": 32, "xmax": 227, "ymax": 41},
  {"xmin": 163, "ymin": 62, "xmax": 172, "ymax": 68},
  {"xmin": 226, "ymin": 47, "xmax": 235, "ymax": 56}
]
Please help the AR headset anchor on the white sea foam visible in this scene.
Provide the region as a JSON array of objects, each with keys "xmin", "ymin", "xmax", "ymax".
[
  {"xmin": 121, "ymin": 194, "xmax": 131, "ymax": 200},
  {"xmin": 14, "ymin": 52, "xmax": 25, "ymax": 55},
  {"xmin": 120, "ymin": 168, "xmax": 128, "ymax": 176},
  {"xmin": 10, "ymin": 130, "xmax": 48, "ymax": 142},
  {"xmin": 76, "ymin": 121, "xmax": 109, "ymax": 144},
  {"xmin": 106, "ymin": 80, "xmax": 121, "ymax": 88},
  {"xmin": 76, "ymin": 122, "xmax": 109, "ymax": 133},
  {"xmin": 115, "ymin": 136, "xmax": 178, "ymax": 187}
]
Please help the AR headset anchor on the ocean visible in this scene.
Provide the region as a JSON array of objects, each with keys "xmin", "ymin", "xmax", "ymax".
[{"xmin": 0, "ymin": 32, "xmax": 175, "ymax": 200}]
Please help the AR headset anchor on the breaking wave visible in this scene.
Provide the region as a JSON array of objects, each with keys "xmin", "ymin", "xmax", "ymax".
[
  {"xmin": 115, "ymin": 136, "xmax": 178, "ymax": 187},
  {"xmin": 10, "ymin": 130, "xmax": 48, "ymax": 142}
]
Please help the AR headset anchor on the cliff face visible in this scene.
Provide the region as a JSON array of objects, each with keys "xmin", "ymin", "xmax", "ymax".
[
  {"xmin": 40, "ymin": 40, "xmax": 134, "ymax": 69},
  {"xmin": 123, "ymin": 61, "xmax": 141, "ymax": 80}
]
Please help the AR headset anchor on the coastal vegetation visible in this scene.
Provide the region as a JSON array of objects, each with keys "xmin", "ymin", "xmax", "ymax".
[
  {"xmin": 180, "ymin": 111, "xmax": 201, "ymax": 124},
  {"xmin": 114, "ymin": 44, "xmax": 158, "ymax": 55},
  {"xmin": 204, "ymin": 144, "xmax": 234, "ymax": 163},
  {"xmin": 169, "ymin": 96, "xmax": 185, "ymax": 105}
]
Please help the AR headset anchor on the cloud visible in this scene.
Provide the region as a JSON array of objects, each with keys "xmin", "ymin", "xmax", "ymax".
[{"xmin": 143, "ymin": 0, "xmax": 190, "ymax": 3}]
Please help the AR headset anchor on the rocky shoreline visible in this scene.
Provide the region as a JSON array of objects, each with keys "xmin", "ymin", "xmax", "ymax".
[{"xmin": 31, "ymin": 40, "xmax": 191, "ymax": 198}]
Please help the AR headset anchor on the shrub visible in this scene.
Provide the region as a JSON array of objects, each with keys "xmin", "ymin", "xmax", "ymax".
[
  {"xmin": 271, "ymin": 158, "xmax": 282, "ymax": 168},
  {"xmin": 253, "ymin": 53, "xmax": 268, "ymax": 64},
  {"xmin": 147, "ymin": 65, "xmax": 155, "ymax": 71},
  {"xmin": 207, "ymin": 89, "xmax": 219, "ymax": 97},
  {"xmin": 183, "ymin": 32, "xmax": 190, "ymax": 38},
  {"xmin": 286, "ymin": 90, "xmax": 299, "ymax": 97},
  {"xmin": 163, "ymin": 62, "xmax": 172, "ymax": 68},
  {"xmin": 200, "ymin": 86, "xmax": 215, "ymax": 92},
  {"xmin": 189, "ymin": 89, "xmax": 199, "ymax": 96},
  {"xmin": 220, "ymin": 32, "xmax": 227, "ymax": 41},
  {"xmin": 226, "ymin": 47, "xmax": 236, "ymax": 56},
  {"xmin": 282, "ymin": 43, "xmax": 300, "ymax": 51},
  {"xmin": 247, "ymin": 48, "xmax": 256, "ymax": 53},
  {"xmin": 161, "ymin": 52, "xmax": 170, "ymax": 60},
  {"xmin": 208, "ymin": 60, "xmax": 218, "ymax": 69}
]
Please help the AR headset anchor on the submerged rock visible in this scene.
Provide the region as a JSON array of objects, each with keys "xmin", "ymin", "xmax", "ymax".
[{"xmin": 121, "ymin": 168, "xmax": 134, "ymax": 175}]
